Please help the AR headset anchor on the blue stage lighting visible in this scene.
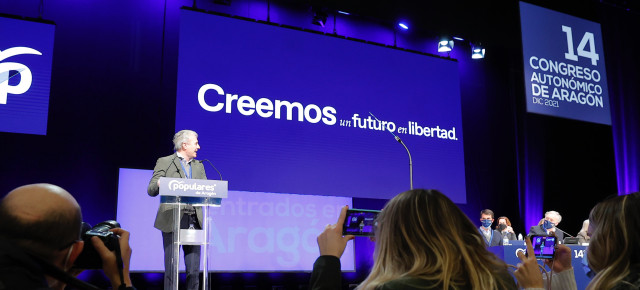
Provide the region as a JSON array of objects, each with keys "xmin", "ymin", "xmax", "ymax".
[
  {"xmin": 438, "ymin": 38, "xmax": 454, "ymax": 52},
  {"xmin": 398, "ymin": 22, "xmax": 409, "ymax": 30},
  {"xmin": 471, "ymin": 44, "xmax": 485, "ymax": 59}
]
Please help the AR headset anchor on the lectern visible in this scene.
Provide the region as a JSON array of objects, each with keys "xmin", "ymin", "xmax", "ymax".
[{"xmin": 158, "ymin": 177, "xmax": 228, "ymax": 290}]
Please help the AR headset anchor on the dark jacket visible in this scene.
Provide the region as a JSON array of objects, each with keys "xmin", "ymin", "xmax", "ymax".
[
  {"xmin": 0, "ymin": 237, "xmax": 51, "ymax": 290},
  {"xmin": 309, "ymin": 255, "xmax": 517, "ymax": 290}
]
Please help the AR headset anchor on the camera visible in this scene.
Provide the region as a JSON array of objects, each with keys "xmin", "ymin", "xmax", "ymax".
[{"xmin": 73, "ymin": 220, "xmax": 121, "ymax": 269}]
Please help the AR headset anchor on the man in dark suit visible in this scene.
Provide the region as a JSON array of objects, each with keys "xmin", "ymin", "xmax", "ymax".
[
  {"xmin": 148, "ymin": 130, "xmax": 207, "ymax": 290},
  {"xmin": 479, "ymin": 209, "xmax": 503, "ymax": 247},
  {"xmin": 528, "ymin": 210, "xmax": 564, "ymax": 242}
]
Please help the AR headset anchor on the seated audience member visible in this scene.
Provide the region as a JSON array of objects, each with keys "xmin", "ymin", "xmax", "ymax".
[
  {"xmin": 0, "ymin": 183, "xmax": 134, "ymax": 290},
  {"xmin": 310, "ymin": 189, "xmax": 517, "ymax": 290},
  {"xmin": 528, "ymin": 210, "xmax": 564, "ymax": 241},
  {"xmin": 479, "ymin": 209, "xmax": 503, "ymax": 246},
  {"xmin": 577, "ymin": 219, "xmax": 590, "ymax": 244},
  {"xmin": 515, "ymin": 192, "xmax": 640, "ymax": 289},
  {"xmin": 496, "ymin": 216, "xmax": 517, "ymax": 241}
]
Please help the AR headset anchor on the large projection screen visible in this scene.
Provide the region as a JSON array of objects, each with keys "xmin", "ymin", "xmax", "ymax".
[{"xmin": 175, "ymin": 9, "xmax": 467, "ymax": 203}]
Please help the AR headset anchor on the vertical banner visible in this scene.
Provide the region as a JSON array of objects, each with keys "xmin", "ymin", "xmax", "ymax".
[
  {"xmin": 0, "ymin": 17, "xmax": 55, "ymax": 135},
  {"xmin": 520, "ymin": 2, "xmax": 611, "ymax": 125}
]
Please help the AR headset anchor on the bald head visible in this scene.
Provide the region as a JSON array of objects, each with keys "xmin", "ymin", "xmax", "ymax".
[
  {"xmin": 3, "ymin": 184, "xmax": 80, "ymax": 223},
  {"xmin": 0, "ymin": 184, "xmax": 83, "ymax": 259}
]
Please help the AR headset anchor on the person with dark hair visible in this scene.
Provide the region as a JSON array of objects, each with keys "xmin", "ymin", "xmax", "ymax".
[
  {"xmin": 479, "ymin": 209, "xmax": 503, "ymax": 246},
  {"xmin": 496, "ymin": 216, "xmax": 517, "ymax": 241},
  {"xmin": 0, "ymin": 183, "xmax": 133, "ymax": 290},
  {"xmin": 310, "ymin": 189, "xmax": 517, "ymax": 290},
  {"xmin": 148, "ymin": 129, "xmax": 207, "ymax": 290},
  {"xmin": 515, "ymin": 192, "xmax": 640, "ymax": 289}
]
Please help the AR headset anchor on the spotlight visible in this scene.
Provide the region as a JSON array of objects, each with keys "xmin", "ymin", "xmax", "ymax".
[
  {"xmin": 438, "ymin": 37, "xmax": 454, "ymax": 52},
  {"xmin": 337, "ymin": 10, "xmax": 350, "ymax": 15},
  {"xmin": 397, "ymin": 22, "xmax": 409, "ymax": 30},
  {"xmin": 471, "ymin": 43, "xmax": 485, "ymax": 59},
  {"xmin": 311, "ymin": 7, "xmax": 328, "ymax": 27}
]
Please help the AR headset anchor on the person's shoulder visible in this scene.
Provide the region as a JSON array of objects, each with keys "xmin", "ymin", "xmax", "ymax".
[
  {"xmin": 529, "ymin": 225, "xmax": 542, "ymax": 232},
  {"xmin": 378, "ymin": 277, "xmax": 439, "ymax": 290},
  {"xmin": 157, "ymin": 153, "xmax": 177, "ymax": 162},
  {"xmin": 613, "ymin": 265, "xmax": 640, "ymax": 289}
]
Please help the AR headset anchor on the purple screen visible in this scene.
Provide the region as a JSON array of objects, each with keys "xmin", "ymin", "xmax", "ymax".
[
  {"xmin": 343, "ymin": 210, "xmax": 379, "ymax": 236},
  {"xmin": 116, "ymin": 168, "xmax": 354, "ymax": 271},
  {"xmin": 532, "ymin": 236, "xmax": 556, "ymax": 258},
  {"xmin": 175, "ymin": 9, "xmax": 466, "ymax": 202},
  {"xmin": 0, "ymin": 17, "xmax": 55, "ymax": 135}
]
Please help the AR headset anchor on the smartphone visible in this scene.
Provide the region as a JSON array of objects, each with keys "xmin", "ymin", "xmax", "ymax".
[
  {"xmin": 342, "ymin": 209, "xmax": 381, "ymax": 237},
  {"xmin": 530, "ymin": 235, "xmax": 557, "ymax": 259}
]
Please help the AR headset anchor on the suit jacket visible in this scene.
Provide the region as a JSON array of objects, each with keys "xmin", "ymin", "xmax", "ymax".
[
  {"xmin": 528, "ymin": 224, "xmax": 564, "ymax": 241},
  {"xmin": 479, "ymin": 227, "xmax": 503, "ymax": 247},
  {"xmin": 147, "ymin": 153, "xmax": 208, "ymax": 233}
]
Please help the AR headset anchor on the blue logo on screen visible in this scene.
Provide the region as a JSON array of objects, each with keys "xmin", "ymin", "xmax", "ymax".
[
  {"xmin": 0, "ymin": 17, "xmax": 55, "ymax": 135},
  {"xmin": 0, "ymin": 47, "xmax": 42, "ymax": 105}
]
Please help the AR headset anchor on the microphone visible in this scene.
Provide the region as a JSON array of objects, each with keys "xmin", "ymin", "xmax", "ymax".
[
  {"xmin": 201, "ymin": 159, "xmax": 223, "ymax": 180},
  {"xmin": 555, "ymin": 227, "xmax": 575, "ymax": 238},
  {"xmin": 369, "ymin": 112, "xmax": 413, "ymax": 190}
]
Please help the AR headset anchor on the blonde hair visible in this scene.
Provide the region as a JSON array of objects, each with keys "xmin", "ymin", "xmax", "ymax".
[
  {"xmin": 587, "ymin": 192, "xmax": 640, "ymax": 289},
  {"xmin": 357, "ymin": 189, "xmax": 512, "ymax": 290}
]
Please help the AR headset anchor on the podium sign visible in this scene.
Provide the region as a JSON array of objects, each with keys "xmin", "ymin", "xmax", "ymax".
[
  {"xmin": 159, "ymin": 177, "xmax": 228, "ymax": 290},
  {"xmin": 159, "ymin": 177, "xmax": 228, "ymax": 198}
]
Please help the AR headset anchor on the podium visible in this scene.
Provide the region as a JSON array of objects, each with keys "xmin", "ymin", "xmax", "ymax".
[{"xmin": 159, "ymin": 177, "xmax": 228, "ymax": 290}]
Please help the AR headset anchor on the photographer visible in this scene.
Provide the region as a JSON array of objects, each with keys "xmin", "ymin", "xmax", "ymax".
[
  {"xmin": 0, "ymin": 183, "xmax": 134, "ymax": 290},
  {"xmin": 311, "ymin": 189, "xmax": 516, "ymax": 289}
]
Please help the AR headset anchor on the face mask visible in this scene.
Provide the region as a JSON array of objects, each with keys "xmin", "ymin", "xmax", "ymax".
[
  {"xmin": 481, "ymin": 219, "xmax": 492, "ymax": 228},
  {"xmin": 498, "ymin": 223, "xmax": 507, "ymax": 231},
  {"xmin": 543, "ymin": 219, "xmax": 556, "ymax": 230}
]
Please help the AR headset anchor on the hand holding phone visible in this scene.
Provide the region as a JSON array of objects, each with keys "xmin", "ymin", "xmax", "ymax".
[{"xmin": 342, "ymin": 209, "xmax": 380, "ymax": 237}]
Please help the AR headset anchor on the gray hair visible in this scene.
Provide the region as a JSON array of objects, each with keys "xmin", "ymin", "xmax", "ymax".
[
  {"xmin": 545, "ymin": 210, "xmax": 562, "ymax": 223},
  {"xmin": 173, "ymin": 130, "xmax": 198, "ymax": 151}
]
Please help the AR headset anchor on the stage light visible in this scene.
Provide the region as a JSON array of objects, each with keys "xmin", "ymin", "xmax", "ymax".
[
  {"xmin": 453, "ymin": 36, "xmax": 464, "ymax": 41},
  {"xmin": 398, "ymin": 22, "xmax": 409, "ymax": 30},
  {"xmin": 337, "ymin": 10, "xmax": 350, "ymax": 15},
  {"xmin": 471, "ymin": 43, "xmax": 485, "ymax": 59},
  {"xmin": 311, "ymin": 7, "xmax": 328, "ymax": 27},
  {"xmin": 438, "ymin": 37, "xmax": 454, "ymax": 52}
]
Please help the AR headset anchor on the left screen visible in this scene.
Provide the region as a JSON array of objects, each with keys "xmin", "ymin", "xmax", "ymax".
[{"xmin": 0, "ymin": 17, "xmax": 55, "ymax": 135}]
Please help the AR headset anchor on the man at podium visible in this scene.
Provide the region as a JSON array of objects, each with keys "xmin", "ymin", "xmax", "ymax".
[{"xmin": 147, "ymin": 129, "xmax": 207, "ymax": 290}]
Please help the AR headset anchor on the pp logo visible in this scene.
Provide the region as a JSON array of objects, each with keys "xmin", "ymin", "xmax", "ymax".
[{"xmin": 0, "ymin": 47, "xmax": 42, "ymax": 104}]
